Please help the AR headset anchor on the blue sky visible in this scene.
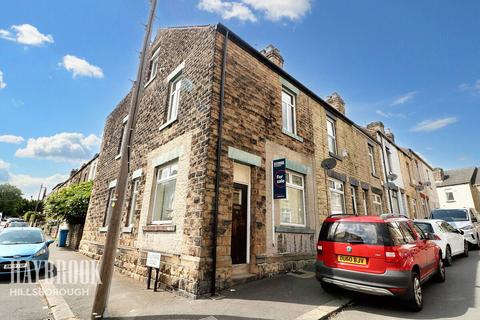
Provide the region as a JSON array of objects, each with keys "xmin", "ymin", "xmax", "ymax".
[{"xmin": 0, "ymin": 0, "xmax": 479, "ymax": 198}]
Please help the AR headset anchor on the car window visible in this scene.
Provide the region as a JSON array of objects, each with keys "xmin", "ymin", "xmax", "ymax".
[
  {"xmin": 470, "ymin": 211, "xmax": 478, "ymax": 223},
  {"xmin": 387, "ymin": 222, "xmax": 406, "ymax": 245},
  {"xmin": 413, "ymin": 224, "xmax": 427, "ymax": 239},
  {"xmin": 431, "ymin": 209, "xmax": 468, "ymax": 222},
  {"xmin": 398, "ymin": 222, "xmax": 416, "ymax": 243},
  {"xmin": 415, "ymin": 222, "xmax": 434, "ymax": 234},
  {"xmin": 0, "ymin": 230, "xmax": 44, "ymax": 245},
  {"xmin": 322, "ymin": 221, "xmax": 388, "ymax": 245},
  {"xmin": 442, "ymin": 222, "xmax": 457, "ymax": 233}
]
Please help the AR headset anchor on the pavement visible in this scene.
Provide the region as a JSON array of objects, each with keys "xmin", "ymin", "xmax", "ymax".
[
  {"xmin": 330, "ymin": 249, "xmax": 480, "ymax": 320},
  {"xmin": 43, "ymin": 245, "xmax": 349, "ymax": 320}
]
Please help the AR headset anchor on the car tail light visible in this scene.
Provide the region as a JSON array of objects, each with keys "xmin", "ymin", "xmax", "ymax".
[
  {"xmin": 317, "ymin": 244, "xmax": 323, "ymax": 254},
  {"xmin": 385, "ymin": 250, "xmax": 401, "ymax": 263}
]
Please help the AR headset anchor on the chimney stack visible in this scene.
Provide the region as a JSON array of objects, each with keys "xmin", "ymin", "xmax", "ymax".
[
  {"xmin": 433, "ymin": 168, "xmax": 444, "ymax": 182},
  {"xmin": 366, "ymin": 121, "xmax": 386, "ymax": 135},
  {"xmin": 261, "ymin": 44, "xmax": 284, "ymax": 68},
  {"xmin": 385, "ymin": 128, "xmax": 395, "ymax": 142},
  {"xmin": 326, "ymin": 92, "xmax": 346, "ymax": 115},
  {"xmin": 70, "ymin": 169, "xmax": 78, "ymax": 177}
]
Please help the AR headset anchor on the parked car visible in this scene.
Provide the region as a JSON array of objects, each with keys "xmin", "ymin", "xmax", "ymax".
[
  {"xmin": 5, "ymin": 221, "xmax": 29, "ymax": 228},
  {"xmin": 430, "ymin": 208, "xmax": 480, "ymax": 249},
  {"xmin": 414, "ymin": 219, "xmax": 468, "ymax": 265},
  {"xmin": 0, "ymin": 227, "xmax": 54, "ymax": 275},
  {"xmin": 315, "ymin": 214, "xmax": 445, "ymax": 311}
]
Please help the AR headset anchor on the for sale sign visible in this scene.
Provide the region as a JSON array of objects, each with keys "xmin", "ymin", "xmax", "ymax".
[{"xmin": 273, "ymin": 159, "xmax": 286, "ymax": 199}]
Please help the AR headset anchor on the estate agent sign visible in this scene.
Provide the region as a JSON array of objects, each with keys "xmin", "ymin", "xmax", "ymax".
[{"xmin": 273, "ymin": 158, "xmax": 286, "ymax": 199}]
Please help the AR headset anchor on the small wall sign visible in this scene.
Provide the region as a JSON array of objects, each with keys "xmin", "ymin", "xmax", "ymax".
[{"xmin": 273, "ymin": 158, "xmax": 287, "ymax": 199}]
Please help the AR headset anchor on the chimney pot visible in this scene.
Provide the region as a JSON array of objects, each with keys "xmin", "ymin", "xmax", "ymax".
[
  {"xmin": 433, "ymin": 168, "xmax": 444, "ymax": 182},
  {"xmin": 261, "ymin": 44, "xmax": 284, "ymax": 68},
  {"xmin": 326, "ymin": 92, "xmax": 346, "ymax": 115},
  {"xmin": 367, "ymin": 121, "xmax": 386, "ymax": 135}
]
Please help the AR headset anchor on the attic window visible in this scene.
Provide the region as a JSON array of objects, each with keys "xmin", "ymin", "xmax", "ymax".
[{"xmin": 146, "ymin": 48, "xmax": 160, "ymax": 86}]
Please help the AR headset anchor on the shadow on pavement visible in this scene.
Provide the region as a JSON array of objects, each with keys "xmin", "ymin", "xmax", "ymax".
[
  {"xmin": 109, "ymin": 315, "xmax": 270, "ymax": 320},
  {"xmin": 333, "ymin": 251, "xmax": 480, "ymax": 319}
]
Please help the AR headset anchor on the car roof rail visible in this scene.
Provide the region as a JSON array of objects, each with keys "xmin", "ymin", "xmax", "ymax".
[
  {"xmin": 327, "ymin": 213, "xmax": 358, "ymax": 218},
  {"xmin": 380, "ymin": 213, "xmax": 409, "ymax": 220}
]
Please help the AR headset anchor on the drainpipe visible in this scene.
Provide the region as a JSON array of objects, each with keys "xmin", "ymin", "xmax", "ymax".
[
  {"xmin": 379, "ymin": 134, "xmax": 393, "ymax": 213},
  {"xmin": 211, "ymin": 29, "xmax": 229, "ymax": 296}
]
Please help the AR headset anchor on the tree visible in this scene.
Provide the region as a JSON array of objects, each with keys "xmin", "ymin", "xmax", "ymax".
[
  {"xmin": 18, "ymin": 198, "xmax": 44, "ymax": 215},
  {"xmin": 45, "ymin": 181, "xmax": 93, "ymax": 225},
  {"xmin": 0, "ymin": 184, "xmax": 23, "ymax": 217}
]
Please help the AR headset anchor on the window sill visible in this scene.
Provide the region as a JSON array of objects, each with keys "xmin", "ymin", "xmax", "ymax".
[
  {"xmin": 159, "ymin": 118, "xmax": 177, "ymax": 131},
  {"xmin": 144, "ymin": 75, "xmax": 157, "ymax": 88},
  {"xmin": 98, "ymin": 226, "xmax": 108, "ymax": 233},
  {"xmin": 329, "ymin": 152, "xmax": 342, "ymax": 161},
  {"xmin": 275, "ymin": 225, "xmax": 315, "ymax": 234},
  {"xmin": 143, "ymin": 224, "xmax": 176, "ymax": 232},
  {"xmin": 282, "ymin": 129, "xmax": 304, "ymax": 142},
  {"xmin": 122, "ymin": 225, "xmax": 133, "ymax": 233},
  {"xmin": 115, "ymin": 154, "xmax": 121, "ymax": 160}
]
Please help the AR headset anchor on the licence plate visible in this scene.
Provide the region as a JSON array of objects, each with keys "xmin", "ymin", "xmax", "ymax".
[
  {"xmin": 3, "ymin": 263, "xmax": 28, "ymax": 269},
  {"xmin": 337, "ymin": 255, "xmax": 367, "ymax": 265}
]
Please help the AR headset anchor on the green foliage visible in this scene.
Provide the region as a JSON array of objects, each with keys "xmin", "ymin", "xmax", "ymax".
[
  {"xmin": 45, "ymin": 181, "xmax": 93, "ymax": 225},
  {"xmin": 18, "ymin": 198, "xmax": 44, "ymax": 215},
  {"xmin": 24, "ymin": 211, "xmax": 36, "ymax": 222},
  {"xmin": 0, "ymin": 184, "xmax": 24, "ymax": 217}
]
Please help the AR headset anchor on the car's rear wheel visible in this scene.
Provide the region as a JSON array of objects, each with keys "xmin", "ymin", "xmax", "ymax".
[
  {"xmin": 405, "ymin": 272, "xmax": 423, "ymax": 312},
  {"xmin": 434, "ymin": 257, "xmax": 446, "ymax": 282},
  {"xmin": 320, "ymin": 281, "xmax": 336, "ymax": 294},
  {"xmin": 444, "ymin": 246, "xmax": 453, "ymax": 266},
  {"xmin": 462, "ymin": 241, "xmax": 469, "ymax": 257}
]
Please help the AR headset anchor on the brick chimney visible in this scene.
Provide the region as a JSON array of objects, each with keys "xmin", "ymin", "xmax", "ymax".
[
  {"xmin": 433, "ymin": 168, "xmax": 444, "ymax": 182},
  {"xmin": 366, "ymin": 121, "xmax": 386, "ymax": 135},
  {"xmin": 70, "ymin": 169, "xmax": 78, "ymax": 177},
  {"xmin": 326, "ymin": 92, "xmax": 346, "ymax": 115},
  {"xmin": 261, "ymin": 44, "xmax": 284, "ymax": 68},
  {"xmin": 385, "ymin": 128, "xmax": 395, "ymax": 142}
]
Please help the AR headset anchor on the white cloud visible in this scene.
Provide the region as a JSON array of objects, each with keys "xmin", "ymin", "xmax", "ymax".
[
  {"xmin": 198, "ymin": 0, "xmax": 257, "ymax": 22},
  {"xmin": 391, "ymin": 91, "xmax": 417, "ymax": 106},
  {"xmin": 0, "ymin": 134, "xmax": 24, "ymax": 144},
  {"xmin": 0, "ymin": 70, "xmax": 6, "ymax": 89},
  {"xmin": 0, "ymin": 24, "xmax": 53, "ymax": 46},
  {"xmin": 411, "ymin": 117, "xmax": 457, "ymax": 132},
  {"xmin": 0, "ymin": 159, "xmax": 10, "ymax": 182},
  {"xmin": 375, "ymin": 110, "xmax": 406, "ymax": 119},
  {"xmin": 15, "ymin": 132, "xmax": 101, "ymax": 162},
  {"xmin": 59, "ymin": 55, "xmax": 104, "ymax": 78},
  {"xmin": 458, "ymin": 80, "xmax": 480, "ymax": 94},
  {"xmin": 242, "ymin": 0, "xmax": 311, "ymax": 21},
  {"xmin": 457, "ymin": 156, "xmax": 468, "ymax": 161}
]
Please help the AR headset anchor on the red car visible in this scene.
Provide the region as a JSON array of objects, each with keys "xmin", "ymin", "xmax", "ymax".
[{"xmin": 315, "ymin": 214, "xmax": 445, "ymax": 311}]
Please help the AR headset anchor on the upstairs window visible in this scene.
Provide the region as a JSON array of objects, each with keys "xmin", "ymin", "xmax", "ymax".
[
  {"xmin": 152, "ymin": 161, "xmax": 178, "ymax": 223},
  {"xmin": 385, "ymin": 147, "xmax": 393, "ymax": 173},
  {"xmin": 104, "ymin": 187, "xmax": 116, "ymax": 227},
  {"xmin": 326, "ymin": 117, "xmax": 337, "ymax": 154},
  {"xmin": 368, "ymin": 144, "xmax": 376, "ymax": 175},
  {"xmin": 281, "ymin": 89, "xmax": 296, "ymax": 134},
  {"xmin": 167, "ymin": 76, "xmax": 182, "ymax": 122},
  {"xmin": 116, "ymin": 116, "xmax": 128, "ymax": 159},
  {"xmin": 147, "ymin": 48, "xmax": 160, "ymax": 83},
  {"xmin": 445, "ymin": 190, "xmax": 455, "ymax": 202}
]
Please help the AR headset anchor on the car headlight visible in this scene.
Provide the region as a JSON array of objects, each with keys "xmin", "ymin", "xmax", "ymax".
[
  {"xmin": 461, "ymin": 225, "xmax": 474, "ymax": 231},
  {"xmin": 34, "ymin": 247, "xmax": 48, "ymax": 257}
]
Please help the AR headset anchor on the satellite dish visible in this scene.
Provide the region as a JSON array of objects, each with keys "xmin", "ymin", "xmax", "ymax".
[
  {"xmin": 424, "ymin": 181, "xmax": 431, "ymax": 187},
  {"xmin": 387, "ymin": 173, "xmax": 398, "ymax": 181},
  {"xmin": 416, "ymin": 185, "xmax": 424, "ymax": 191},
  {"xmin": 321, "ymin": 158, "xmax": 337, "ymax": 170}
]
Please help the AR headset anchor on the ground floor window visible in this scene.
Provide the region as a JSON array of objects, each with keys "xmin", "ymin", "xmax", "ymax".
[
  {"xmin": 104, "ymin": 187, "xmax": 116, "ymax": 227},
  {"xmin": 280, "ymin": 171, "xmax": 306, "ymax": 226},
  {"xmin": 350, "ymin": 186, "xmax": 358, "ymax": 214},
  {"xmin": 391, "ymin": 190, "xmax": 400, "ymax": 213},
  {"xmin": 329, "ymin": 178, "xmax": 345, "ymax": 215},
  {"xmin": 152, "ymin": 161, "xmax": 178, "ymax": 223},
  {"xmin": 373, "ymin": 194, "xmax": 383, "ymax": 215},
  {"xmin": 362, "ymin": 190, "xmax": 368, "ymax": 215},
  {"xmin": 126, "ymin": 179, "xmax": 140, "ymax": 226}
]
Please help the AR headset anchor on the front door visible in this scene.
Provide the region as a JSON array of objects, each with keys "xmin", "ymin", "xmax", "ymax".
[{"xmin": 231, "ymin": 183, "xmax": 248, "ymax": 265}]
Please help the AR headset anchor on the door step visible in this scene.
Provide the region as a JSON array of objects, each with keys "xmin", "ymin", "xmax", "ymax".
[{"xmin": 231, "ymin": 272, "xmax": 257, "ymax": 286}]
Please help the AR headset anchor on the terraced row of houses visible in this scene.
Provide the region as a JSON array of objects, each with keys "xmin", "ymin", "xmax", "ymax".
[{"xmin": 60, "ymin": 24, "xmax": 442, "ymax": 298}]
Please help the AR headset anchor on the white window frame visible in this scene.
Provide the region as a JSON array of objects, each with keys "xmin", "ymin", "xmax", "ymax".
[
  {"xmin": 391, "ymin": 190, "xmax": 400, "ymax": 213},
  {"xmin": 412, "ymin": 198, "xmax": 417, "ymax": 216},
  {"xmin": 151, "ymin": 161, "xmax": 178, "ymax": 224},
  {"xmin": 326, "ymin": 117, "xmax": 337, "ymax": 155},
  {"xmin": 279, "ymin": 170, "xmax": 306, "ymax": 227},
  {"xmin": 145, "ymin": 48, "xmax": 160, "ymax": 87},
  {"xmin": 373, "ymin": 194, "xmax": 383, "ymax": 214},
  {"xmin": 281, "ymin": 89, "xmax": 297, "ymax": 135},
  {"xmin": 350, "ymin": 186, "xmax": 358, "ymax": 214},
  {"xmin": 167, "ymin": 76, "xmax": 182, "ymax": 123},
  {"xmin": 445, "ymin": 190, "xmax": 455, "ymax": 202},
  {"xmin": 104, "ymin": 187, "xmax": 116, "ymax": 227},
  {"xmin": 385, "ymin": 147, "xmax": 393, "ymax": 173},
  {"xmin": 362, "ymin": 190, "xmax": 368, "ymax": 215},
  {"xmin": 116, "ymin": 116, "xmax": 129, "ymax": 160},
  {"xmin": 329, "ymin": 178, "xmax": 345, "ymax": 215},
  {"xmin": 127, "ymin": 179, "xmax": 140, "ymax": 227},
  {"xmin": 368, "ymin": 144, "xmax": 376, "ymax": 175}
]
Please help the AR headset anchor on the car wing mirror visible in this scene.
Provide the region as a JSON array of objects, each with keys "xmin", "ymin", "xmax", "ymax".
[
  {"xmin": 46, "ymin": 239, "xmax": 54, "ymax": 247},
  {"xmin": 424, "ymin": 232, "xmax": 435, "ymax": 240}
]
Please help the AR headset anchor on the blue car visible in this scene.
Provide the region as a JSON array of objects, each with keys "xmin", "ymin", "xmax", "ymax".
[{"xmin": 0, "ymin": 227, "xmax": 54, "ymax": 275}]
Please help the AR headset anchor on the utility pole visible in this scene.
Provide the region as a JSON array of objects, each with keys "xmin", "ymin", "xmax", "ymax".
[
  {"xmin": 91, "ymin": 1, "xmax": 157, "ymax": 318},
  {"xmin": 34, "ymin": 184, "xmax": 45, "ymax": 213}
]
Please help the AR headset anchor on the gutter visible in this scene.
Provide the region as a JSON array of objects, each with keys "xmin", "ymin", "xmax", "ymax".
[{"xmin": 211, "ymin": 28, "xmax": 229, "ymax": 296}]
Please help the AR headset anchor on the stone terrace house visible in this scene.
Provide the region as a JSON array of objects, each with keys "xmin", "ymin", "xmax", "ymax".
[
  {"xmin": 80, "ymin": 23, "xmax": 391, "ymax": 298},
  {"xmin": 435, "ymin": 167, "xmax": 480, "ymax": 212},
  {"xmin": 52, "ymin": 154, "xmax": 99, "ymax": 192}
]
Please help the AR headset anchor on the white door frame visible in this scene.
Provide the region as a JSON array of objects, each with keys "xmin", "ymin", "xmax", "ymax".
[{"xmin": 233, "ymin": 162, "xmax": 251, "ymax": 264}]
